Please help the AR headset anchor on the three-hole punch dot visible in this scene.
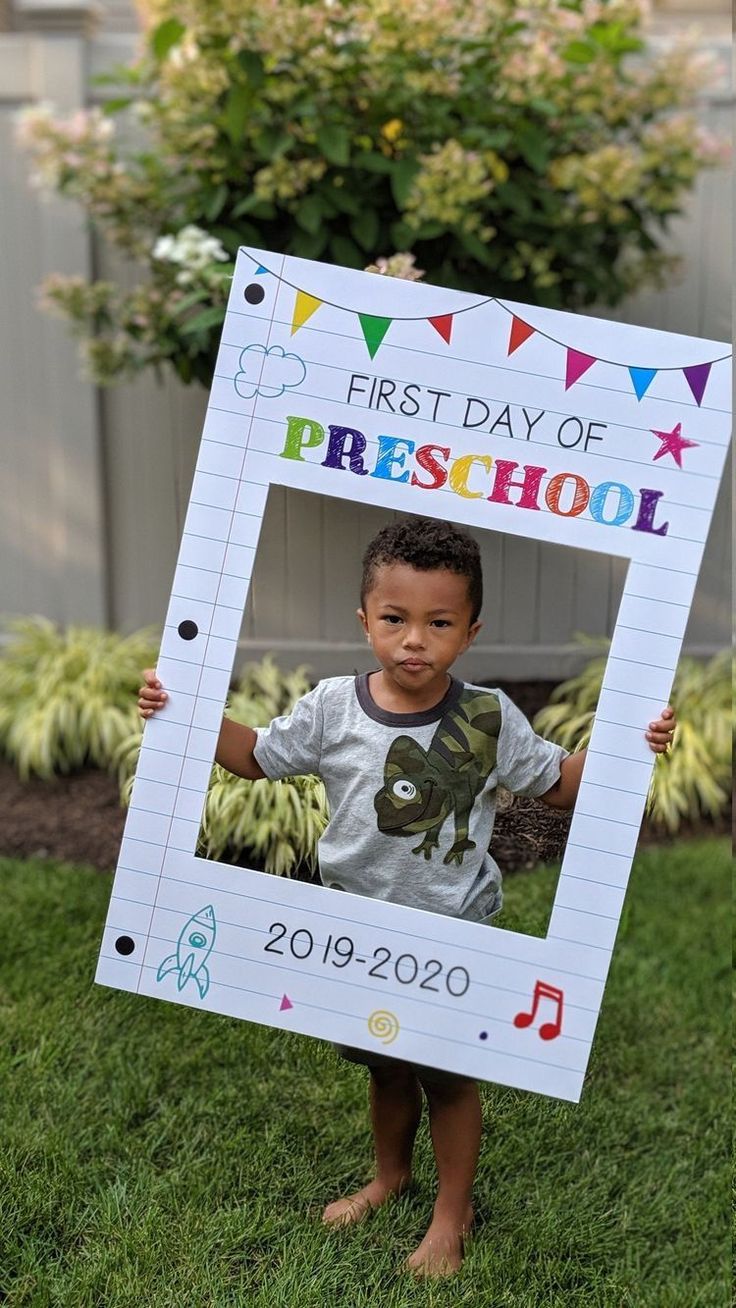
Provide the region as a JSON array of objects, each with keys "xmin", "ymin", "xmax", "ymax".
[
  {"xmin": 244, "ymin": 283, "xmax": 265, "ymax": 305},
  {"xmin": 479, "ymin": 1031, "xmax": 488, "ymax": 1041},
  {"xmin": 115, "ymin": 936, "xmax": 135, "ymax": 956},
  {"xmin": 178, "ymin": 620, "xmax": 198, "ymax": 641}
]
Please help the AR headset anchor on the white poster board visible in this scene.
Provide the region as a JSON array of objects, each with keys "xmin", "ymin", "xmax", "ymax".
[{"xmin": 96, "ymin": 248, "xmax": 731, "ymax": 1102}]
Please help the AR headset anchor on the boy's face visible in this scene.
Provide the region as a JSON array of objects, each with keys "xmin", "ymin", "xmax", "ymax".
[{"xmin": 357, "ymin": 563, "xmax": 481, "ymax": 696}]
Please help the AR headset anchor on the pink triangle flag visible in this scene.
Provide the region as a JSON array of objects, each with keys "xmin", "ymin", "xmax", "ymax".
[
  {"xmin": 428, "ymin": 314, "xmax": 453, "ymax": 345},
  {"xmin": 683, "ymin": 362, "xmax": 712, "ymax": 407},
  {"xmin": 565, "ymin": 349, "xmax": 597, "ymax": 390},
  {"xmin": 279, "ymin": 994, "xmax": 293, "ymax": 1011}
]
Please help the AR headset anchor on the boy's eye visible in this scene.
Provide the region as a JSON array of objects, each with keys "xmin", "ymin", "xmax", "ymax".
[
  {"xmin": 431, "ymin": 620, "xmax": 451, "ymax": 628},
  {"xmin": 381, "ymin": 615, "xmax": 402, "ymax": 624}
]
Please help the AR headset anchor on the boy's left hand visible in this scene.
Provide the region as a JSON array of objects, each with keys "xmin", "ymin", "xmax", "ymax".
[{"xmin": 646, "ymin": 705, "xmax": 676, "ymax": 754}]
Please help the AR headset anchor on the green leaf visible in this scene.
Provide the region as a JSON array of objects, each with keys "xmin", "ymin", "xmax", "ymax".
[
  {"xmin": 151, "ymin": 17, "xmax": 185, "ymax": 62},
  {"xmin": 390, "ymin": 158, "xmax": 420, "ymax": 209},
  {"xmin": 390, "ymin": 220, "xmax": 414, "ymax": 248},
  {"xmin": 458, "ymin": 230, "xmax": 492, "ymax": 265},
  {"xmin": 211, "ymin": 225, "xmax": 249, "ymax": 254},
  {"xmin": 231, "ymin": 196, "xmax": 276, "ymax": 221},
  {"xmin": 179, "ymin": 307, "xmax": 227, "ymax": 336},
  {"xmin": 349, "ymin": 209, "xmax": 379, "ymax": 251},
  {"xmin": 224, "ymin": 84, "xmax": 251, "ymax": 146},
  {"xmin": 205, "ymin": 183, "xmax": 229, "ymax": 222},
  {"xmin": 495, "ymin": 180, "xmax": 532, "ymax": 218},
  {"xmin": 328, "ymin": 186, "xmax": 361, "ymax": 216},
  {"xmin": 516, "ymin": 125, "xmax": 549, "ymax": 174},
  {"xmin": 237, "ymin": 48, "xmax": 266, "ymax": 87},
  {"xmin": 412, "ymin": 220, "xmax": 446, "ymax": 240},
  {"xmin": 329, "ymin": 235, "xmax": 363, "ymax": 268},
  {"xmin": 289, "ymin": 230, "xmax": 329, "ymax": 259},
  {"xmin": 317, "ymin": 125, "xmax": 350, "ymax": 167},
  {"xmin": 563, "ymin": 39, "xmax": 596, "ymax": 64},
  {"xmin": 169, "ymin": 289, "xmax": 209, "ymax": 316},
  {"xmin": 354, "ymin": 152, "xmax": 395, "ymax": 175},
  {"xmin": 295, "ymin": 194, "xmax": 325, "ymax": 236},
  {"xmin": 253, "ymin": 128, "xmax": 292, "ymax": 161},
  {"xmin": 101, "ymin": 97, "xmax": 133, "ymax": 115}
]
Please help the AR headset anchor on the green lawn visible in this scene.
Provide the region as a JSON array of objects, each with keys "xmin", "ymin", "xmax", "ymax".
[{"xmin": 0, "ymin": 841, "xmax": 729, "ymax": 1308}]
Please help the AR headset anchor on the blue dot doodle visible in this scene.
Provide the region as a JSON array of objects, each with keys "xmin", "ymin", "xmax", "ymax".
[{"xmin": 479, "ymin": 1031, "xmax": 488, "ymax": 1041}]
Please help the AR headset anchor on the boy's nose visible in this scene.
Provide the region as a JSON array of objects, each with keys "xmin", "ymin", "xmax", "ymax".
[{"xmin": 403, "ymin": 627, "xmax": 425, "ymax": 649}]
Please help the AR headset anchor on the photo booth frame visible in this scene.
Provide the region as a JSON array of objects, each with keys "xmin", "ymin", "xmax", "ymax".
[{"xmin": 95, "ymin": 248, "xmax": 731, "ymax": 1102}]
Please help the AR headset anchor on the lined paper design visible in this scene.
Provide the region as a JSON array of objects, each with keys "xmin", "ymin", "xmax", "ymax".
[{"xmin": 95, "ymin": 248, "xmax": 731, "ymax": 1103}]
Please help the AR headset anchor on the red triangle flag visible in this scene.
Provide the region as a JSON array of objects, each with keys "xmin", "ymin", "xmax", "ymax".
[
  {"xmin": 429, "ymin": 314, "xmax": 453, "ymax": 345},
  {"xmin": 508, "ymin": 316, "xmax": 535, "ymax": 355},
  {"xmin": 565, "ymin": 349, "xmax": 597, "ymax": 390}
]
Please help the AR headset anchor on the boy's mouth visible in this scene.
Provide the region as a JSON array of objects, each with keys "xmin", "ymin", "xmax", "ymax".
[{"xmin": 400, "ymin": 659, "xmax": 430, "ymax": 671}]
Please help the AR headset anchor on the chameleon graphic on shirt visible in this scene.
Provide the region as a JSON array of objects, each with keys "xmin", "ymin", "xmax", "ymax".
[{"xmin": 373, "ymin": 689, "xmax": 502, "ymax": 866}]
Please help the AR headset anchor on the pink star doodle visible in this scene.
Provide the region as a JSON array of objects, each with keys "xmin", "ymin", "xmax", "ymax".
[{"xmin": 650, "ymin": 422, "xmax": 699, "ymax": 468}]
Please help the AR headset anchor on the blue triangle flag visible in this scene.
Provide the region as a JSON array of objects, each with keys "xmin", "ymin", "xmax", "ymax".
[
  {"xmin": 629, "ymin": 367, "xmax": 657, "ymax": 401},
  {"xmin": 255, "ymin": 265, "xmax": 268, "ymax": 275}
]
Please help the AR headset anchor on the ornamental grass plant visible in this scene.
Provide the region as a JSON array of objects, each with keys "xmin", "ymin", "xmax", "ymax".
[
  {"xmin": 533, "ymin": 642, "xmax": 732, "ymax": 832},
  {"xmin": 15, "ymin": 0, "xmax": 726, "ymax": 385},
  {"xmin": 0, "ymin": 617, "xmax": 158, "ymax": 780},
  {"xmin": 117, "ymin": 656, "xmax": 328, "ymax": 877}
]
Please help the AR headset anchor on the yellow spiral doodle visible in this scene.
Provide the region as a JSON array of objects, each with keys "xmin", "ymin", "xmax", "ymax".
[{"xmin": 368, "ymin": 1010, "xmax": 400, "ymax": 1045}]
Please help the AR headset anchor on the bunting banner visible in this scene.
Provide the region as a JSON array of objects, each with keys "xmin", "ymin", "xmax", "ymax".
[
  {"xmin": 283, "ymin": 264, "xmax": 726, "ymax": 406},
  {"xmin": 97, "ymin": 245, "xmax": 731, "ymax": 1106}
]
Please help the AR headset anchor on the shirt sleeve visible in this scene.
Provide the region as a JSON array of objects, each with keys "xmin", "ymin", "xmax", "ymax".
[
  {"xmin": 496, "ymin": 690, "xmax": 568, "ymax": 798},
  {"xmin": 252, "ymin": 683, "xmax": 324, "ymax": 780}
]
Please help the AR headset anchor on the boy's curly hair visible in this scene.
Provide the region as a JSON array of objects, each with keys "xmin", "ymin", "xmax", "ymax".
[{"xmin": 360, "ymin": 517, "xmax": 483, "ymax": 622}]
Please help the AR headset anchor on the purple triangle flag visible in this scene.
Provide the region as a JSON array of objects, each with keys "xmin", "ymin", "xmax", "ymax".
[{"xmin": 683, "ymin": 363, "xmax": 712, "ymax": 407}]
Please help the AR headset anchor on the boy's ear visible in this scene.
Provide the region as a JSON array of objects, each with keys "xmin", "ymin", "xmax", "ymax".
[
  {"xmin": 356, "ymin": 608, "xmax": 370, "ymax": 641},
  {"xmin": 464, "ymin": 620, "xmax": 482, "ymax": 651}
]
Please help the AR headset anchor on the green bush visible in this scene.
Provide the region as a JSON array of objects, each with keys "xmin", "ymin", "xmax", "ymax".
[
  {"xmin": 117, "ymin": 656, "xmax": 328, "ymax": 877},
  {"xmin": 533, "ymin": 642, "xmax": 732, "ymax": 831},
  {"xmin": 0, "ymin": 617, "xmax": 159, "ymax": 780},
  {"xmin": 16, "ymin": 0, "xmax": 725, "ymax": 385}
]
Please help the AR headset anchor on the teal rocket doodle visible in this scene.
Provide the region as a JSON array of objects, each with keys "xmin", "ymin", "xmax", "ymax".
[{"xmin": 156, "ymin": 905, "xmax": 216, "ymax": 999}]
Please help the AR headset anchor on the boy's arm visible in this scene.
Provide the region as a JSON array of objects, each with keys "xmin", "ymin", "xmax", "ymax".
[
  {"xmin": 216, "ymin": 717, "xmax": 266, "ymax": 780},
  {"xmin": 138, "ymin": 669, "xmax": 266, "ymax": 780},
  {"xmin": 539, "ymin": 705, "xmax": 676, "ymax": 811},
  {"xmin": 539, "ymin": 750, "xmax": 586, "ymax": 810}
]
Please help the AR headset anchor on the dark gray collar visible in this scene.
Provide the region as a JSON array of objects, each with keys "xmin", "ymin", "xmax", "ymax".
[{"xmin": 354, "ymin": 672, "xmax": 463, "ymax": 727}]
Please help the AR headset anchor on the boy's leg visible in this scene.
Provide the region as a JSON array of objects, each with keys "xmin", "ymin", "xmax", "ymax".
[
  {"xmin": 405, "ymin": 1070, "xmax": 481, "ymax": 1276},
  {"xmin": 323, "ymin": 1059, "xmax": 422, "ymax": 1226}
]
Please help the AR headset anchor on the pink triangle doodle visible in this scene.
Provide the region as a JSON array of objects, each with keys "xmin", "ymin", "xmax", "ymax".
[
  {"xmin": 280, "ymin": 994, "xmax": 293, "ymax": 1011},
  {"xmin": 565, "ymin": 348, "xmax": 597, "ymax": 390}
]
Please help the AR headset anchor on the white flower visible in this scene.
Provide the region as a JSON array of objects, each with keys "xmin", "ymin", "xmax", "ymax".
[{"xmin": 152, "ymin": 224, "xmax": 229, "ymax": 271}]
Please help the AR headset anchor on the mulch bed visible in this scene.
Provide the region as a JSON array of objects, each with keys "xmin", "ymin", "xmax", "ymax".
[{"xmin": 0, "ymin": 681, "xmax": 726, "ymax": 876}]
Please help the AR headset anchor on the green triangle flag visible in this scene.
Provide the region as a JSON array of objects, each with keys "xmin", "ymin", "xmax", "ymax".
[{"xmin": 358, "ymin": 314, "xmax": 392, "ymax": 359}]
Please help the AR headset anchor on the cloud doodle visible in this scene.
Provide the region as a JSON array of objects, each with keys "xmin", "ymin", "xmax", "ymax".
[{"xmin": 233, "ymin": 343, "xmax": 307, "ymax": 400}]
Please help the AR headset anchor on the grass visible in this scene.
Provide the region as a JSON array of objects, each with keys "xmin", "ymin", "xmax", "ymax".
[{"xmin": 0, "ymin": 840, "xmax": 729, "ymax": 1308}]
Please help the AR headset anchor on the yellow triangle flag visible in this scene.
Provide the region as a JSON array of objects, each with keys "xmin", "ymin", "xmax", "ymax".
[{"xmin": 291, "ymin": 290, "xmax": 322, "ymax": 335}]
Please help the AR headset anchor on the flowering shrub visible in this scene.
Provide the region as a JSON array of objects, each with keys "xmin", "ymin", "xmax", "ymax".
[{"xmin": 16, "ymin": 0, "xmax": 725, "ymax": 386}]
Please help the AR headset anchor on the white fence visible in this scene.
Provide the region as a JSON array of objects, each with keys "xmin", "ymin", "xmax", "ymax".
[{"xmin": 0, "ymin": 25, "xmax": 731, "ymax": 680}]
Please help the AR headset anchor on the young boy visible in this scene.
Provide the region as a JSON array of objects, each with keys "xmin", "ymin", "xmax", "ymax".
[{"xmin": 139, "ymin": 517, "xmax": 675, "ymax": 1278}]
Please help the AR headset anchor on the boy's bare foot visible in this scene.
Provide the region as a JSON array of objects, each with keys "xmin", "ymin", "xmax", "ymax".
[
  {"xmin": 322, "ymin": 1175, "xmax": 411, "ymax": 1227},
  {"xmin": 404, "ymin": 1204, "xmax": 474, "ymax": 1278}
]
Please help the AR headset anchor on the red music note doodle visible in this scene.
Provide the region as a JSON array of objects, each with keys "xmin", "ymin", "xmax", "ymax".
[{"xmin": 513, "ymin": 980, "xmax": 564, "ymax": 1041}]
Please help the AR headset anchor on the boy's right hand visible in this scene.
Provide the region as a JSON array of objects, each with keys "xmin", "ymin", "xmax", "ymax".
[{"xmin": 138, "ymin": 668, "xmax": 168, "ymax": 719}]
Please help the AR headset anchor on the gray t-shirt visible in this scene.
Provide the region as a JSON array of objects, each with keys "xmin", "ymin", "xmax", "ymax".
[{"xmin": 253, "ymin": 675, "xmax": 566, "ymax": 923}]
